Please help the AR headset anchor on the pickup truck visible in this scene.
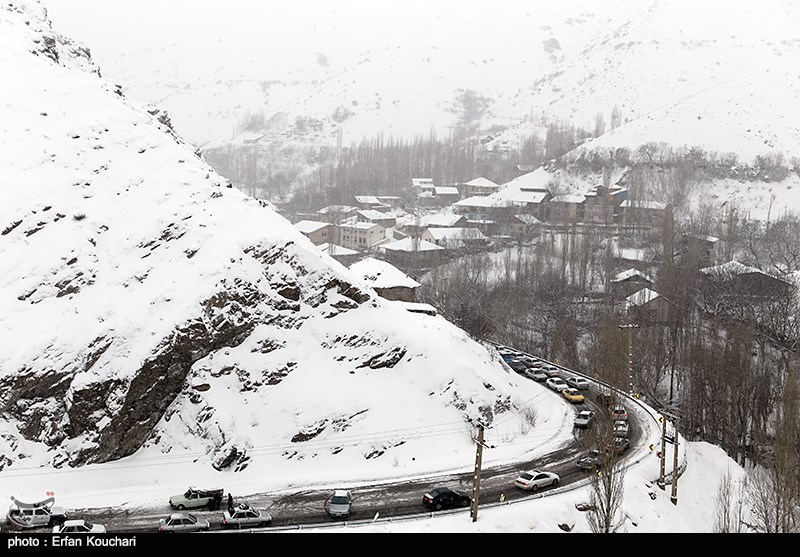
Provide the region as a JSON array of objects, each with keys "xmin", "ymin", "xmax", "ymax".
[
  {"xmin": 6, "ymin": 497, "xmax": 68, "ymax": 529},
  {"xmin": 169, "ymin": 487, "xmax": 224, "ymax": 511}
]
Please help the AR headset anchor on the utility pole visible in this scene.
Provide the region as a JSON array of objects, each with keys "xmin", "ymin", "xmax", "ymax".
[
  {"xmin": 658, "ymin": 414, "xmax": 667, "ymax": 490},
  {"xmin": 671, "ymin": 416, "xmax": 680, "ymax": 505},
  {"xmin": 619, "ymin": 323, "xmax": 639, "ymax": 396},
  {"xmin": 470, "ymin": 423, "xmax": 485, "ymax": 523}
]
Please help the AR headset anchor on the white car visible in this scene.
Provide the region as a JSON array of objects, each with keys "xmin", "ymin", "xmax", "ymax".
[
  {"xmin": 565, "ymin": 376, "xmax": 590, "ymax": 390},
  {"xmin": 514, "ymin": 470, "xmax": 560, "ymax": 491},
  {"xmin": 524, "ymin": 369, "xmax": 548, "ymax": 382},
  {"xmin": 574, "ymin": 410, "xmax": 595, "ymax": 429},
  {"xmin": 545, "ymin": 377, "xmax": 568, "ymax": 392},
  {"xmin": 222, "ymin": 504, "xmax": 272, "ymax": 529},
  {"xmin": 53, "ymin": 519, "xmax": 106, "ymax": 534},
  {"xmin": 325, "ymin": 490, "xmax": 353, "ymax": 519},
  {"xmin": 614, "ymin": 419, "xmax": 630, "ymax": 437},
  {"xmin": 158, "ymin": 513, "xmax": 210, "ymax": 533}
]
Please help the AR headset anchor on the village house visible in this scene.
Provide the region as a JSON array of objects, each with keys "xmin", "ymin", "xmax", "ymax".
[
  {"xmin": 376, "ymin": 196, "xmax": 404, "ymax": 209},
  {"xmin": 698, "ymin": 260, "xmax": 793, "ymax": 304},
  {"xmin": 420, "ymin": 227, "xmax": 489, "ymax": 250},
  {"xmin": 677, "ymin": 234, "xmax": 719, "ymax": 268},
  {"xmin": 610, "ymin": 268, "xmax": 654, "ymax": 299},
  {"xmin": 337, "ymin": 221, "xmax": 386, "ymax": 251},
  {"xmin": 317, "ymin": 243, "xmax": 361, "ymax": 266},
  {"xmin": 400, "ymin": 213, "xmax": 468, "ymax": 237},
  {"xmin": 380, "ymin": 237, "xmax": 445, "ymax": 272},
  {"xmin": 356, "ymin": 209, "xmax": 397, "ymax": 229},
  {"xmin": 349, "ymin": 257, "xmax": 421, "ymax": 302},
  {"xmin": 316, "ymin": 205, "xmax": 359, "ymax": 224},
  {"xmin": 433, "ymin": 186, "xmax": 461, "ymax": 206},
  {"xmin": 621, "ymin": 199, "xmax": 668, "ymax": 227},
  {"xmin": 294, "ymin": 220, "xmax": 334, "ymax": 245},
  {"xmin": 583, "ymin": 184, "xmax": 627, "ymax": 225},
  {"xmin": 459, "ymin": 177, "xmax": 500, "ymax": 198},
  {"xmin": 452, "ymin": 195, "xmax": 499, "ymax": 219},
  {"xmin": 411, "ymin": 178, "xmax": 436, "ymax": 196},
  {"xmin": 493, "ymin": 170, "xmax": 554, "ymax": 220},
  {"xmin": 625, "ymin": 287, "xmax": 673, "ymax": 322},
  {"xmin": 353, "ymin": 195, "xmax": 383, "ymax": 209},
  {"xmin": 547, "ymin": 194, "xmax": 586, "ymax": 223}
]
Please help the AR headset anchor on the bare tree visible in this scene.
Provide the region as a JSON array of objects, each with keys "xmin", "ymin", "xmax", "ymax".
[
  {"xmin": 586, "ymin": 410, "xmax": 628, "ymax": 533},
  {"xmin": 713, "ymin": 466, "xmax": 745, "ymax": 533}
]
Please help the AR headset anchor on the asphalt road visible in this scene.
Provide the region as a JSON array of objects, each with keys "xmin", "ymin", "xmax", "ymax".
[{"xmin": 8, "ymin": 359, "xmax": 648, "ymax": 534}]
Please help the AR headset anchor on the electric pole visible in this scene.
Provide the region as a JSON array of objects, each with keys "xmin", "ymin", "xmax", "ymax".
[
  {"xmin": 619, "ymin": 323, "xmax": 639, "ymax": 396},
  {"xmin": 470, "ymin": 423, "xmax": 485, "ymax": 523},
  {"xmin": 671, "ymin": 416, "xmax": 680, "ymax": 505},
  {"xmin": 658, "ymin": 414, "xmax": 667, "ymax": 490}
]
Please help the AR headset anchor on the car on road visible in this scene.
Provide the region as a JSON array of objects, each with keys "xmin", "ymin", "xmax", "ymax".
[
  {"xmin": 545, "ymin": 377, "xmax": 568, "ymax": 392},
  {"xmin": 565, "ymin": 376, "xmax": 590, "ymax": 390},
  {"xmin": 614, "ymin": 419, "xmax": 630, "ymax": 437},
  {"xmin": 514, "ymin": 470, "xmax": 560, "ymax": 491},
  {"xmin": 524, "ymin": 368, "xmax": 548, "ymax": 382},
  {"xmin": 573, "ymin": 410, "xmax": 595, "ymax": 429},
  {"xmin": 562, "ymin": 387, "xmax": 585, "ymax": 403},
  {"xmin": 498, "ymin": 350, "xmax": 518, "ymax": 362},
  {"xmin": 325, "ymin": 490, "xmax": 353, "ymax": 519},
  {"xmin": 422, "ymin": 487, "xmax": 471, "ymax": 511},
  {"xmin": 612, "ymin": 436, "xmax": 631, "ymax": 455},
  {"xmin": 52, "ymin": 520, "xmax": 106, "ymax": 534},
  {"xmin": 611, "ymin": 405, "xmax": 628, "ymax": 421},
  {"xmin": 158, "ymin": 513, "xmax": 210, "ymax": 533},
  {"xmin": 222, "ymin": 504, "xmax": 272, "ymax": 529},
  {"xmin": 6, "ymin": 497, "xmax": 68, "ymax": 529},
  {"xmin": 521, "ymin": 356, "xmax": 540, "ymax": 367},
  {"xmin": 542, "ymin": 364, "xmax": 561, "ymax": 378},
  {"xmin": 169, "ymin": 487, "xmax": 224, "ymax": 511},
  {"xmin": 576, "ymin": 450, "xmax": 603, "ymax": 472},
  {"xmin": 507, "ymin": 360, "xmax": 528, "ymax": 373}
]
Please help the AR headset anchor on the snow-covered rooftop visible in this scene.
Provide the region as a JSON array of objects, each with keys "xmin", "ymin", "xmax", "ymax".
[
  {"xmin": 418, "ymin": 214, "xmax": 465, "ymax": 227},
  {"xmin": 626, "ymin": 287, "xmax": 661, "ymax": 306},
  {"xmin": 354, "ymin": 195, "xmax": 381, "ymax": 205},
  {"xmin": 699, "ymin": 260, "xmax": 788, "ymax": 283},
  {"xmin": 294, "ymin": 220, "xmax": 331, "ymax": 234},
  {"xmin": 357, "ymin": 209, "xmax": 393, "ymax": 221},
  {"xmin": 381, "ymin": 238, "xmax": 444, "ymax": 252},
  {"xmin": 434, "ymin": 186, "xmax": 460, "ymax": 196},
  {"xmin": 453, "ymin": 196, "xmax": 501, "ymax": 208},
  {"xmin": 317, "ymin": 243, "xmax": 359, "ymax": 256},
  {"xmin": 612, "ymin": 268, "xmax": 654, "ymax": 284},
  {"xmin": 551, "ymin": 194, "xmax": 586, "ymax": 204},
  {"xmin": 349, "ymin": 257, "xmax": 420, "ymax": 289},
  {"xmin": 464, "ymin": 177, "xmax": 499, "ymax": 189},
  {"xmin": 425, "ymin": 227, "xmax": 487, "ymax": 241}
]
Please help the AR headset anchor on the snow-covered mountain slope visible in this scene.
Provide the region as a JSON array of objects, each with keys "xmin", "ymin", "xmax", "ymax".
[
  {"xmin": 0, "ymin": 1, "xmax": 540, "ymax": 473},
  {"xmin": 530, "ymin": 0, "xmax": 800, "ymax": 161},
  {"xmin": 44, "ymin": 0, "xmax": 617, "ymax": 147},
  {"xmin": 46, "ymin": 0, "xmax": 800, "ymax": 163}
]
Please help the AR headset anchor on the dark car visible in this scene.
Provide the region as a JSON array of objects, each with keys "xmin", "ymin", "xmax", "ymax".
[
  {"xmin": 422, "ymin": 487, "xmax": 471, "ymax": 511},
  {"xmin": 612, "ymin": 436, "xmax": 631, "ymax": 454},
  {"xmin": 576, "ymin": 449, "xmax": 603, "ymax": 472},
  {"xmin": 508, "ymin": 360, "xmax": 528, "ymax": 373}
]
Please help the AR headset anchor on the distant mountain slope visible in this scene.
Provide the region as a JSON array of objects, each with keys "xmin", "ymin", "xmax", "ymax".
[
  {"xmin": 45, "ymin": 0, "xmax": 800, "ymax": 163},
  {"xmin": 0, "ymin": 1, "xmax": 538, "ymax": 473}
]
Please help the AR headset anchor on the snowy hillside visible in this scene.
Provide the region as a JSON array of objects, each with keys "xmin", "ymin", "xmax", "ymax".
[
  {"xmin": 44, "ymin": 0, "xmax": 617, "ymax": 147},
  {"xmin": 45, "ymin": 0, "xmax": 800, "ymax": 163},
  {"xmin": 0, "ymin": 0, "xmax": 542, "ymax": 475}
]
